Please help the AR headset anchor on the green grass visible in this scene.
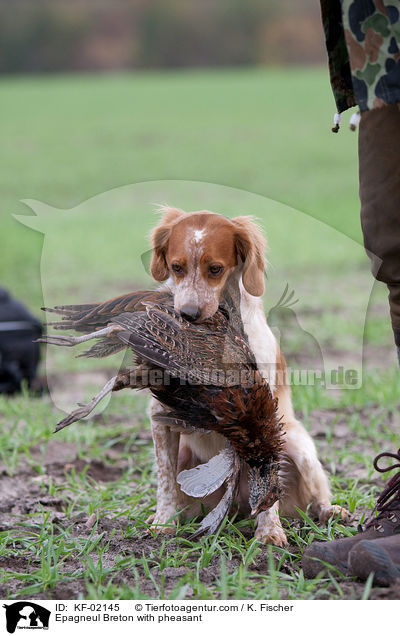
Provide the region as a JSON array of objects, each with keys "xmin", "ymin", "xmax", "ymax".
[
  {"xmin": 0, "ymin": 367, "xmax": 399, "ymax": 600},
  {"xmin": 0, "ymin": 68, "xmax": 398, "ymax": 600}
]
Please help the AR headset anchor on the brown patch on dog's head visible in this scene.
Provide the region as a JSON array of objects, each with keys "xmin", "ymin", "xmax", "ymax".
[
  {"xmin": 232, "ymin": 216, "xmax": 266, "ymax": 297},
  {"xmin": 150, "ymin": 206, "xmax": 267, "ymax": 321}
]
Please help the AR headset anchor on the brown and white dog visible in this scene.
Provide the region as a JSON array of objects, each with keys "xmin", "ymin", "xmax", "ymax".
[{"xmin": 148, "ymin": 206, "xmax": 349, "ymax": 545}]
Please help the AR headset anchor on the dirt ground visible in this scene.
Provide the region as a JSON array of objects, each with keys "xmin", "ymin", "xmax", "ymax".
[{"xmin": 1, "ymin": 394, "xmax": 400, "ymax": 601}]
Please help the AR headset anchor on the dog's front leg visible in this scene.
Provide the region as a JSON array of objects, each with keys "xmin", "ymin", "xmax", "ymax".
[
  {"xmin": 147, "ymin": 399, "xmax": 181, "ymax": 534},
  {"xmin": 255, "ymin": 501, "xmax": 288, "ymax": 546}
]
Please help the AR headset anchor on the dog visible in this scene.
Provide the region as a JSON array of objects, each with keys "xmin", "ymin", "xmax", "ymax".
[{"xmin": 147, "ymin": 206, "xmax": 350, "ymax": 545}]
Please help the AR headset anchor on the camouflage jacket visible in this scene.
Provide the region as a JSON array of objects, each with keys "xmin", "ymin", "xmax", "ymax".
[{"xmin": 321, "ymin": 0, "xmax": 400, "ymax": 112}]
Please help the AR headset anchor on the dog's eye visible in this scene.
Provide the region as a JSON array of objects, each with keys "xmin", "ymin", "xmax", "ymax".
[
  {"xmin": 209, "ymin": 264, "xmax": 224, "ymax": 276},
  {"xmin": 171, "ymin": 263, "xmax": 184, "ymax": 274}
]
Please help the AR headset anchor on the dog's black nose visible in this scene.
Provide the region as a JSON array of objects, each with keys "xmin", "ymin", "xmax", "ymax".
[{"xmin": 180, "ymin": 304, "xmax": 201, "ymax": 322}]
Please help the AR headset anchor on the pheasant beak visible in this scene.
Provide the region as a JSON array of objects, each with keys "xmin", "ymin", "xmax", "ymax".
[{"xmin": 250, "ymin": 491, "xmax": 278, "ymax": 517}]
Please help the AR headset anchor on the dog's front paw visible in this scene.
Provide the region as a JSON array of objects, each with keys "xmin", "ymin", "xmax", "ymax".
[
  {"xmin": 255, "ymin": 523, "xmax": 288, "ymax": 546},
  {"xmin": 254, "ymin": 509, "xmax": 288, "ymax": 546},
  {"xmin": 318, "ymin": 504, "xmax": 352, "ymax": 525},
  {"xmin": 146, "ymin": 510, "xmax": 177, "ymax": 535}
]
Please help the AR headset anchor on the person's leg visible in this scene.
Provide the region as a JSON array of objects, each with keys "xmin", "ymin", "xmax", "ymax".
[
  {"xmin": 302, "ymin": 107, "xmax": 400, "ymax": 582},
  {"xmin": 302, "ymin": 449, "xmax": 400, "ymax": 580},
  {"xmin": 359, "ymin": 104, "xmax": 400, "ymax": 358},
  {"xmin": 348, "ymin": 535, "xmax": 400, "ymax": 586}
]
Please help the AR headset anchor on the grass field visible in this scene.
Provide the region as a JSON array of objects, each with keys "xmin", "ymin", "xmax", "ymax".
[{"xmin": 0, "ymin": 68, "xmax": 399, "ymax": 601}]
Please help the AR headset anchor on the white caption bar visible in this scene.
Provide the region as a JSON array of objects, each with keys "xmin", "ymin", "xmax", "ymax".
[{"xmin": 0, "ymin": 599, "xmax": 398, "ymax": 635}]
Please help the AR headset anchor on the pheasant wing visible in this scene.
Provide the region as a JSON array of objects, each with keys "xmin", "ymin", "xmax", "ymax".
[
  {"xmin": 189, "ymin": 453, "xmax": 241, "ymax": 538},
  {"xmin": 177, "ymin": 446, "xmax": 234, "ymax": 498},
  {"xmin": 112, "ymin": 303, "xmax": 255, "ymax": 386},
  {"xmin": 43, "ymin": 289, "xmax": 172, "ymax": 332},
  {"xmin": 111, "ymin": 306, "xmax": 228, "ymax": 384}
]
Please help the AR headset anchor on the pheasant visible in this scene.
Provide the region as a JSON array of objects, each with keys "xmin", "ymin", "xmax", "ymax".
[{"xmin": 41, "ymin": 276, "xmax": 284, "ymax": 535}]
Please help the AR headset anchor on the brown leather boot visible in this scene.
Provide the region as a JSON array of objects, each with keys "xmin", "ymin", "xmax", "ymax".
[
  {"xmin": 348, "ymin": 535, "xmax": 400, "ymax": 586},
  {"xmin": 302, "ymin": 449, "xmax": 400, "ymax": 579}
]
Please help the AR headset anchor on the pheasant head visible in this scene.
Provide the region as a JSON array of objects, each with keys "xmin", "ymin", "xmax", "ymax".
[{"xmin": 248, "ymin": 460, "xmax": 280, "ymax": 516}]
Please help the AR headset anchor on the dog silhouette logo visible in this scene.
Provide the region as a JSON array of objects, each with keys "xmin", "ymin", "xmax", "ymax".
[{"xmin": 3, "ymin": 602, "xmax": 50, "ymax": 634}]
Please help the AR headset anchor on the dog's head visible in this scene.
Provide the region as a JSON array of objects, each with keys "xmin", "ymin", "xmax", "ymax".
[{"xmin": 150, "ymin": 206, "xmax": 266, "ymax": 322}]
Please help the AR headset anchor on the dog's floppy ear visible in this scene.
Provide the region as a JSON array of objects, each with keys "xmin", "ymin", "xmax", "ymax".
[
  {"xmin": 150, "ymin": 206, "xmax": 186, "ymax": 281},
  {"xmin": 232, "ymin": 216, "xmax": 266, "ymax": 297}
]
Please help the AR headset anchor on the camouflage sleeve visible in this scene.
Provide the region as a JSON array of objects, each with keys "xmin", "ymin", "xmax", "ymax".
[
  {"xmin": 320, "ymin": 0, "xmax": 356, "ymax": 113},
  {"xmin": 342, "ymin": 0, "xmax": 400, "ymax": 111},
  {"xmin": 321, "ymin": 0, "xmax": 400, "ymax": 112}
]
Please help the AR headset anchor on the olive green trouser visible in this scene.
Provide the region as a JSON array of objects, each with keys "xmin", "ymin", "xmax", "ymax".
[{"xmin": 359, "ymin": 103, "xmax": 400, "ymax": 346}]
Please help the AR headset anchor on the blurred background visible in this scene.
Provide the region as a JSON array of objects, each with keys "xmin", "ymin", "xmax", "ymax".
[{"xmin": 0, "ymin": 0, "xmax": 325, "ymax": 73}]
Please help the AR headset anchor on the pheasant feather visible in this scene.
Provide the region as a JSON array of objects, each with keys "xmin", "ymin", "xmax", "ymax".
[{"xmin": 41, "ymin": 276, "xmax": 284, "ymax": 532}]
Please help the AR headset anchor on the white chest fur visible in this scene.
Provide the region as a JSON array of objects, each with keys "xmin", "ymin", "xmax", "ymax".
[{"xmin": 239, "ymin": 280, "xmax": 277, "ymax": 391}]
